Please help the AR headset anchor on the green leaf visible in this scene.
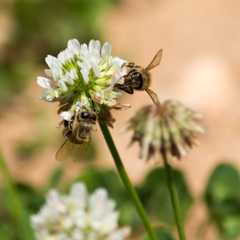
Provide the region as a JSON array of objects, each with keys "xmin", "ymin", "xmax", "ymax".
[
  {"xmin": 204, "ymin": 163, "xmax": 240, "ymax": 239},
  {"xmin": 222, "ymin": 216, "xmax": 240, "ymax": 239},
  {"xmin": 141, "ymin": 228, "xmax": 175, "ymax": 240},
  {"xmin": 138, "ymin": 167, "xmax": 193, "ymax": 225},
  {"xmin": 205, "ymin": 163, "xmax": 240, "ymax": 202}
]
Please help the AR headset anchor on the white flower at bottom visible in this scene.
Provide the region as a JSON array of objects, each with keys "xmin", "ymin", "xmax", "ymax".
[{"xmin": 31, "ymin": 182, "xmax": 130, "ymax": 240}]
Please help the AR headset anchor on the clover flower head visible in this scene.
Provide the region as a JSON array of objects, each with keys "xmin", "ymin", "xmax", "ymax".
[
  {"xmin": 31, "ymin": 182, "xmax": 130, "ymax": 240},
  {"xmin": 126, "ymin": 100, "xmax": 205, "ymax": 164},
  {"xmin": 37, "ymin": 39, "xmax": 130, "ymax": 126}
]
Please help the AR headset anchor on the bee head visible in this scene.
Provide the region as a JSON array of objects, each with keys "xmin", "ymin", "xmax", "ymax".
[{"xmin": 78, "ymin": 109, "xmax": 97, "ymax": 122}]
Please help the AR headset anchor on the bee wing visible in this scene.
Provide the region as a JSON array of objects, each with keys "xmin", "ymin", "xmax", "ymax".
[
  {"xmin": 55, "ymin": 140, "xmax": 89, "ymax": 162},
  {"xmin": 145, "ymin": 49, "xmax": 163, "ymax": 71}
]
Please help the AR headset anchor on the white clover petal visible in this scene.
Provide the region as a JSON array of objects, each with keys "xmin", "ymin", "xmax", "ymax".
[
  {"xmin": 81, "ymin": 43, "xmax": 88, "ymax": 51},
  {"xmin": 37, "ymin": 77, "xmax": 53, "ymax": 88},
  {"xmin": 89, "ymin": 40, "xmax": 101, "ymax": 55},
  {"xmin": 88, "ymin": 40, "xmax": 96, "ymax": 55},
  {"xmin": 93, "ymin": 49, "xmax": 101, "ymax": 63},
  {"xmin": 106, "ymin": 67, "xmax": 118, "ymax": 76},
  {"xmin": 94, "ymin": 40, "xmax": 101, "ymax": 52},
  {"xmin": 89, "ymin": 57, "xmax": 100, "ymax": 77},
  {"xmin": 80, "ymin": 69, "xmax": 89, "ymax": 84},
  {"xmin": 99, "ymin": 212, "xmax": 119, "ymax": 234},
  {"xmin": 58, "ymin": 80, "xmax": 68, "ymax": 92},
  {"xmin": 88, "ymin": 232, "xmax": 98, "ymax": 240},
  {"xmin": 57, "ymin": 232, "xmax": 69, "ymax": 240},
  {"xmin": 45, "ymin": 55, "xmax": 59, "ymax": 68},
  {"xmin": 40, "ymin": 204, "xmax": 59, "ymax": 223},
  {"xmin": 62, "ymin": 216, "xmax": 74, "ymax": 230},
  {"xmin": 69, "ymin": 68, "xmax": 78, "ymax": 80},
  {"xmin": 71, "ymin": 229, "xmax": 84, "ymax": 240},
  {"xmin": 108, "ymin": 228, "xmax": 131, "ymax": 240},
  {"xmin": 47, "ymin": 190, "xmax": 67, "ymax": 214},
  {"xmin": 104, "ymin": 72, "xmax": 124, "ymax": 97},
  {"xmin": 101, "ymin": 42, "xmax": 111, "ymax": 59},
  {"xmin": 58, "ymin": 49, "xmax": 73, "ymax": 63},
  {"xmin": 40, "ymin": 89, "xmax": 56, "ymax": 101},
  {"xmin": 70, "ymin": 182, "xmax": 87, "ymax": 209},
  {"xmin": 68, "ymin": 39, "xmax": 81, "ymax": 55},
  {"xmin": 76, "ymin": 100, "xmax": 90, "ymax": 109},
  {"xmin": 71, "ymin": 210, "xmax": 87, "ymax": 229},
  {"xmin": 89, "ymin": 189, "xmax": 115, "ymax": 217},
  {"xmin": 66, "ymin": 72, "xmax": 74, "ymax": 85},
  {"xmin": 90, "ymin": 188, "xmax": 108, "ymax": 210},
  {"xmin": 114, "ymin": 92, "xmax": 122, "ymax": 98},
  {"xmin": 51, "ymin": 68, "xmax": 61, "ymax": 81},
  {"xmin": 31, "ymin": 214, "xmax": 44, "ymax": 226},
  {"xmin": 60, "ymin": 111, "xmax": 74, "ymax": 120},
  {"xmin": 111, "ymin": 57, "xmax": 126, "ymax": 69},
  {"xmin": 77, "ymin": 58, "xmax": 91, "ymax": 72},
  {"xmin": 44, "ymin": 69, "xmax": 53, "ymax": 77},
  {"xmin": 57, "ymin": 51, "xmax": 65, "ymax": 63}
]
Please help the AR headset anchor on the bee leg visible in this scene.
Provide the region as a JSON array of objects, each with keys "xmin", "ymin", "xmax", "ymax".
[
  {"xmin": 124, "ymin": 87, "xmax": 134, "ymax": 94},
  {"xmin": 63, "ymin": 130, "xmax": 72, "ymax": 137},
  {"xmin": 115, "ymin": 84, "xmax": 134, "ymax": 94}
]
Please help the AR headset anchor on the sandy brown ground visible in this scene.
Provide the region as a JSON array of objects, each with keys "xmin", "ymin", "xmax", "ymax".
[{"xmin": 1, "ymin": 0, "xmax": 240, "ymax": 239}]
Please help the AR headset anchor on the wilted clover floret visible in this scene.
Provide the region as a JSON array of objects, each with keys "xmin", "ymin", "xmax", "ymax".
[
  {"xmin": 31, "ymin": 182, "xmax": 130, "ymax": 240},
  {"xmin": 126, "ymin": 100, "xmax": 204, "ymax": 164}
]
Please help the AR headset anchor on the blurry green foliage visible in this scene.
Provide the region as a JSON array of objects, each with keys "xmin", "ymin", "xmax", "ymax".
[
  {"xmin": 137, "ymin": 167, "xmax": 193, "ymax": 226},
  {"xmin": 1, "ymin": 152, "xmax": 240, "ymax": 240},
  {"xmin": 73, "ymin": 167, "xmax": 193, "ymax": 232},
  {"xmin": 204, "ymin": 163, "xmax": 240, "ymax": 239},
  {"xmin": 0, "ymin": 0, "xmax": 119, "ymax": 105}
]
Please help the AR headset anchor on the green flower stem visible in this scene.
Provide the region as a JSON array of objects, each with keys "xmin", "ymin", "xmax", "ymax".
[
  {"xmin": 99, "ymin": 122, "xmax": 158, "ymax": 240},
  {"xmin": 0, "ymin": 147, "xmax": 34, "ymax": 240},
  {"xmin": 163, "ymin": 157, "xmax": 186, "ymax": 240}
]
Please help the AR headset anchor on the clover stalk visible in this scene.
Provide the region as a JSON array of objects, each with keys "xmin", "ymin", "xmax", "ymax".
[
  {"xmin": 163, "ymin": 156, "xmax": 186, "ymax": 240},
  {"xmin": 99, "ymin": 122, "xmax": 158, "ymax": 240}
]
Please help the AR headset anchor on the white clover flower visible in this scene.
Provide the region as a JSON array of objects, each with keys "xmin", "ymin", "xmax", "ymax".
[
  {"xmin": 31, "ymin": 182, "xmax": 130, "ymax": 240},
  {"xmin": 37, "ymin": 39, "xmax": 130, "ymax": 125}
]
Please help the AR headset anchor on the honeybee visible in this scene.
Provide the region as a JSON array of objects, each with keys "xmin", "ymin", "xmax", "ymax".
[
  {"xmin": 115, "ymin": 49, "xmax": 163, "ymax": 94},
  {"xmin": 56, "ymin": 107, "xmax": 97, "ymax": 162}
]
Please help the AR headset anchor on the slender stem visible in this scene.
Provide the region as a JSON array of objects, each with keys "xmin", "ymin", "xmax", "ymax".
[
  {"xmin": 99, "ymin": 122, "xmax": 157, "ymax": 240},
  {"xmin": 163, "ymin": 157, "xmax": 186, "ymax": 240}
]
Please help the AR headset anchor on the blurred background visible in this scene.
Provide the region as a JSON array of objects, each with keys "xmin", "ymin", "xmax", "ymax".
[{"xmin": 0, "ymin": 0, "xmax": 240, "ymax": 239}]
